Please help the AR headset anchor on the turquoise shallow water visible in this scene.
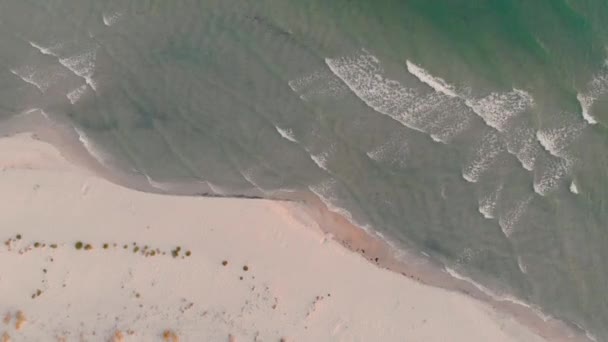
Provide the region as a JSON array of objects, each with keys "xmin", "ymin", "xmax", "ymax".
[{"xmin": 1, "ymin": 0, "xmax": 608, "ymax": 339}]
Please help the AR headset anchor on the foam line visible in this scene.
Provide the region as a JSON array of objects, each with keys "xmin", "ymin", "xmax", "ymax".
[
  {"xmin": 498, "ymin": 195, "xmax": 532, "ymax": 237},
  {"xmin": 275, "ymin": 126, "xmax": 298, "ymax": 143},
  {"xmin": 74, "ymin": 127, "xmax": 107, "ymax": 167},
  {"xmin": 406, "ymin": 60, "xmax": 458, "ymax": 97}
]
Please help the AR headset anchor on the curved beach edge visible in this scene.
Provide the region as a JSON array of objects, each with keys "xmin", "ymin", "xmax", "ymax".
[{"xmin": 0, "ymin": 114, "xmax": 593, "ymax": 341}]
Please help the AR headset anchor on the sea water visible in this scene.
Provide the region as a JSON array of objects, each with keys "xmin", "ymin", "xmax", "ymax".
[{"xmin": 1, "ymin": 0, "xmax": 608, "ymax": 339}]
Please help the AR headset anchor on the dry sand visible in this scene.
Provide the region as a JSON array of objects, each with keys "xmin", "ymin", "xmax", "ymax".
[{"xmin": 0, "ymin": 132, "xmax": 568, "ymax": 341}]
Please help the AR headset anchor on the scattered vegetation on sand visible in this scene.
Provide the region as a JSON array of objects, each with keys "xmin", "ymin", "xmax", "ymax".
[
  {"xmin": 162, "ymin": 329, "xmax": 179, "ymax": 342},
  {"xmin": 15, "ymin": 311, "xmax": 25, "ymax": 330},
  {"xmin": 222, "ymin": 260, "xmax": 228, "ymax": 266},
  {"xmin": 111, "ymin": 330, "xmax": 124, "ymax": 342},
  {"xmin": 3, "ymin": 235, "xmax": 191, "ymax": 261},
  {"xmin": 35, "ymin": 289, "xmax": 42, "ymax": 297},
  {"xmin": 242, "ymin": 265, "xmax": 249, "ymax": 272}
]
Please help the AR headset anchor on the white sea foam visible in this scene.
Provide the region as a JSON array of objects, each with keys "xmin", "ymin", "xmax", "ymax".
[
  {"xmin": 326, "ymin": 54, "xmax": 419, "ymax": 129},
  {"xmin": 275, "ymin": 126, "xmax": 298, "ymax": 143},
  {"xmin": 406, "ymin": 60, "xmax": 458, "ymax": 97},
  {"xmin": 67, "ymin": 84, "xmax": 88, "ymax": 104},
  {"xmin": 404, "ymin": 60, "xmax": 543, "ymax": 171},
  {"xmin": 288, "ymin": 70, "xmax": 347, "ymax": 101},
  {"xmin": 59, "ymin": 48, "xmax": 98, "ymax": 90},
  {"xmin": 103, "ymin": 12, "xmax": 123, "ymax": 27},
  {"xmin": 144, "ymin": 174, "xmax": 170, "ymax": 191},
  {"xmin": 462, "ymin": 131, "xmax": 505, "ymax": 183},
  {"xmin": 366, "ymin": 139, "xmax": 408, "ymax": 167},
  {"xmin": 74, "ymin": 127, "xmax": 107, "ymax": 167},
  {"xmin": 288, "ymin": 71, "xmax": 325, "ymax": 93},
  {"xmin": 569, "ymin": 322, "xmax": 600, "ymax": 342},
  {"xmin": 517, "ymin": 256, "xmax": 528, "ymax": 274},
  {"xmin": 466, "ymin": 89, "xmax": 533, "ymax": 132},
  {"xmin": 310, "ymin": 151, "xmax": 330, "ymax": 171},
  {"xmin": 21, "ymin": 108, "xmax": 41, "ymax": 115},
  {"xmin": 429, "ymin": 134, "xmax": 443, "ymax": 143},
  {"xmin": 19, "ymin": 108, "xmax": 50, "ymax": 122},
  {"xmin": 327, "ymin": 53, "xmax": 542, "ymax": 176},
  {"xmin": 445, "ymin": 266, "xmax": 550, "ymax": 319},
  {"xmin": 28, "ymin": 41, "xmax": 59, "ymax": 57},
  {"xmin": 240, "ymin": 169, "xmax": 266, "ymax": 193},
  {"xmin": 576, "ymin": 59, "xmax": 608, "ymax": 125},
  {"xmin": 533, "ymin": 156, "xmax": 572, "ymax": 196},
  {"xmin": 536, "ymin": 123, "xmax": 584, "ymax": 159},
  {"xmin": 420, "ymin": 99, "xmax": 475, "ymax": 143},
  {"xmin": 29, "ymin": 40, "xmax": 98, "ymax": 90},
  {"xmin": 326, "ymin": 53, "xmax": 472, "ymax": 141},
  {"xmin": 407, "ymin": 60, "xmax": 536, "ymax": 139},
  {"xmin": 202, "ymin": 181, "xmax": 226, "ymax": 195},
  {"xmin": 40, "ymin": 110, "xmax": 50, "ymax": 120},
  {"xmin": 308, "ymin": 180, "xmax": 371, "ymax": 233},
  {"xmin": 366, "ymin": 145, "xmax": 387, "ymax": 161},
  {"xmin": 577, "ymin": 93, "xmax": 598, "ymax": 125},
  {"xmin": 301, "ymin": 79, "xmax": 347, "ymax": 101},
  {"xmin": 478, "ymin": 184, "xmax": 503, "ymax": 219},
  {"xmin": 503, "ymin": 124, "xmax": 540, "ymax": 171},
  {"xmin": 9, "ymin": 65, "xmax": 65, "ymax": 93},
  {"xmin": 498, "ymin": 195, "xmax": 532, "ymax": 237},
  {"xmin": 585, "ymin": 331, "xmax": 599, "ymax": 342},
  {"xmin": 28, "ymin": 40, "xmax": 98, "ymax": 90},
  {"xmin": 570, "ymin": 181, "xmax": 579, "ymax": 194}
]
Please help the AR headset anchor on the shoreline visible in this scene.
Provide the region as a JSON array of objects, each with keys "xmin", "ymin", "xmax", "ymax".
[
  {"xmin": 0, "ymin": 112, "xmax": 593, "ymax": 341},
  {"xmin": 293, "ymin": 192, "xmax": 592, "ymax": 342}
]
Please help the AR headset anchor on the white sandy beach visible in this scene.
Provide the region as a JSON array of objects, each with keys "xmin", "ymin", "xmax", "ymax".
[{"xmin": 0, "ymin": 132, "xmax": 556, "ymax": 341}]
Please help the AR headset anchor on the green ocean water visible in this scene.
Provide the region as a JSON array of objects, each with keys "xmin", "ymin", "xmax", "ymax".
[{"xmin": 1, "ymin": 0, "xmax": 608, "ymax": 339}]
